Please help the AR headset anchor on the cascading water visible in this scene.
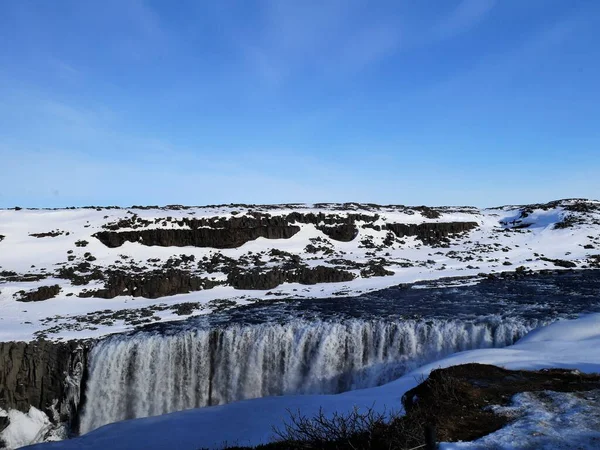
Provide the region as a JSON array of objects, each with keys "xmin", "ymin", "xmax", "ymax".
[{"xmin": 80, "ymin": 316, "xmax": 542, "ymax": 433}]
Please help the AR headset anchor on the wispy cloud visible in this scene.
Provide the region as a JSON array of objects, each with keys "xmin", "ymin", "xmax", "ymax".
[
  {"xmin": 127, "ymin": 0, "xmax": 163, "ymax": 39},
  {"xmin": 337, "ymin": 24, "xmax": 401, "ymax": 73},
  {"xmin": 117, "ymin": 0, "xmax": 169, "ymax": 59},
  {"xmin": 424, "ymin": 8, "xmax": 585, "ymax": 97},
  {"xmin": 434, "ymin": 0, "xmax": 497, "ymax": 40},
  {"xmin": 47, "ymin": 57, "xmax": 82, "ymax": 82},
  {"xmin": 229, "ymin": 0, "xmax": 402, "ymax": 84},
  {"xmin": 231, "ymin": 0, "xmax": 499, "ymax": 86}
]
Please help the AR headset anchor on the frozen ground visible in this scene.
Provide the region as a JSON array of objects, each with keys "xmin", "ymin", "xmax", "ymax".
[
  {"xmin": 1, "ymin": 199, "xmax": 599, "ymax": 341},
  {"xmin": 443, "ymin": 390, "xmax": 600, "ymax": 449},
  {"xmin": 8, "ymin": 314, "xmax": 600, "ymax": 450}
]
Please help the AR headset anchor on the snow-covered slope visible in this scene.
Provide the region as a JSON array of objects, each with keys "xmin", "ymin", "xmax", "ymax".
[
  {"xmin": 15, "ymin": 314, "xmax": 600, "ymax": 450},
  {"xmin": 1, "ymin": 199, "xmax": 599, "ymax": 341}
]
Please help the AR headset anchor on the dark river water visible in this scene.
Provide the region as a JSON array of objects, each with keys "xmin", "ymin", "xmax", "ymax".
[{"xmin": 152, "ymin": 269, "xmax": 600, "ymax": 330}]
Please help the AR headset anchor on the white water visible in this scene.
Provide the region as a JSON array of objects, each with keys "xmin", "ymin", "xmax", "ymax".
[{"xmin": 80, "ymin": 317, "xmax": 542, "ymax": 433}]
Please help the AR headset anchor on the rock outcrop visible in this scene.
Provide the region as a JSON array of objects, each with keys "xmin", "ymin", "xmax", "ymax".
[
  {"xmin": 0, "ymin": 340, "xmax": 86, "ymax": 427},
  {"xmin": 94, "ymin": 212, "xmax": 380, "ymax": 248},
  {"xmin": 78, "ymin": 269, "xmax": 222, "ymax": 299},
  {"xmin": 387, "ymin": 221, "xmax": 479, "ymax": 245},
  {"xmin": 227, "ymin": 266, "xmax": 356, "ymax": 290},
  {"xmin": 317, "ymin": 224, "xmax": 359, "ymax": 242},
  {"xmin": 94, "ymin": 226, "xmax": 301, "ymax": 249},
  {"xmin": 15, "ymin": 285, "xmax": 61, "ymax": 302}
]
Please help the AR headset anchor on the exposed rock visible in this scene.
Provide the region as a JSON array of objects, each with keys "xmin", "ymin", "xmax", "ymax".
[
  {"xmin": 227, "ymin": 266, "xmax": 355, "ymax": 290},
  {"xmin": 360, "ymin": 263, "xmax": 394, "ymax": 278},
  {"xmin": 29, "ymin": 231, "xmax": 64, "ymax": 238},
  {"xmin": 387, "ymin": 222, "xmax": 479, "ymax": 245},
  {"xmin": 565, "ymin": 201, "xmax": 600, "ymax": 213},
  {"xmin": 541, "ymin": 257, "xmax": 577, "ymax": 268},
  {"xmin": 227, "ymin": 268, "xmax": 288, "ymax": 290},
  {"xmin": 96, "ymin": 212, "xmax": 382, "ymax": 248},
  {"xmin": 382, "ymin": 232, "xmax": 396, "ymax": 247},
  {"xmin": 56, "ymin": 264, "xmax": 104, "ymax": 286},
  {"xmin": 0, "ymin": 340, "xmax": 86, "ymax": 427},
  {"xmin": 554, "ymin": 215, "xmax": 582, "ymax": 229},
  {"xmin": 292, "ymin": 266, "xmax": 355, "ymax": 285},
  {"xmin": 402, "ymin": 363, "xmax": 600, "ymax": 444},
  {"xmin": 414, "ymin": 206, "xmax": 442, "ymax": 219},
  {"xmin": 0, "ymin": 271, "xmax": 48, "ymax": 283},
  {"xmin": 316, "ymin": 224, "xmax": 358, "ymax": 242},
  {"xmin": 0, "ymin": 235, "xmax": 4, "ymax": 242},
  {"xmin": 15, "ymin": 285, "xmax": 61, "ymax": 302},
  {"xmin": 94, "ymin": 226, "xmax": 301, "ymax": 249},
  {"xmin": 78, "ymin": 269, "xmax": 223, "ymax": 299}
]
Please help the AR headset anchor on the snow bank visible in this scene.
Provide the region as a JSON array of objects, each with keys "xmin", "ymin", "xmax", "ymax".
[
  {"xmin": 0, "ymin": 407, "xmax": 62, "ymax": 449},
  {"xmin": 23, "ymin": 313, "xmax": 600, "ymax": 450}
]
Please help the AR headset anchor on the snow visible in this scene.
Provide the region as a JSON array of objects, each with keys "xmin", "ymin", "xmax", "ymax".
[
  {"xmin": 0, "ymin": 407, "xmax": 63, "ymax": 449},
  {"xmin": 441, "ymin": 390, "xmax": 600, "ymax": 449},
  {"xmin": 1, "ymin": 200, "xmax": 599, "ymax": 342},
  {"xmin": 21, "ymin": 313, "xmax": 600, "ymax": 450}
]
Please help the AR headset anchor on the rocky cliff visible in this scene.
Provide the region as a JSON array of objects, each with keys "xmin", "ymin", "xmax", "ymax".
[
  {"xmin": 386, "ymin": 221, "xmax": 479, "ymax": 245},
  {"xmin": 92, "ymin": 211, "xmax": 381, "ymax": 249},
  {"xmin": 0, "ymin": 340, "xmax": 87, "ymax": 435},
  {"xmin": 94, "ymin": 225, "xmax": 302, "ymax": 249}
]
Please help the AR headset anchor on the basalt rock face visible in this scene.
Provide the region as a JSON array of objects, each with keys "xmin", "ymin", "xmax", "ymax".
[
  {"xmin": 316, "ymin": 224, "xmax": 359, "ymax": 242},
  {"xmin": 227, "ymin": 266, "xmax": 356, "ymax": 290},
  {"xmin": 0, "ymin": 340, "xmax": 86, "ymax": 426},
  {"xmin": 387, "ymin": 222, "xmax": 479, "ymax": 245},
  {"xmin": 94, "ymin": 225, "xmax": 302, "ymax": 249},
  {"xmin": 16, "ymin": 285, "xmax": 61, "ymax": 302},
  {"xmin": 78, "ymin": 269, "xmax": 222, "ymax": 299},
  {"xmin": 94, "ymin": 212, "xmax": 380, "ymax": 249}
]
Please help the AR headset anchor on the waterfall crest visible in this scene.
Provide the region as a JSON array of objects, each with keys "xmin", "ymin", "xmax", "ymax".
[{"xmin": 80, "ymin": 317, "xmax": 541, "ymax": 433}]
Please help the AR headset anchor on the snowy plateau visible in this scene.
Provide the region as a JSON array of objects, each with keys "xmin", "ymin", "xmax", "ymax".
[{"xmin": 1, "ymin": 198, "xmax": 600, "ymax": 449}]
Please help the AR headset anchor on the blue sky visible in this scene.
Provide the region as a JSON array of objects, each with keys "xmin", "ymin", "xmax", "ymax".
[{"xmin": 1, "ymin": 0, "xmax": 599, "ymax": 207}]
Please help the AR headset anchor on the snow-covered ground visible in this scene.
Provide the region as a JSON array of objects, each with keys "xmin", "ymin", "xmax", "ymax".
[
  {"xmin": 443, "ymin": 390, "xmax": 600, "ymax": 449},
  {"xmin": 9, "ymin": 314, "xmax": 600, "ymax": 450},
  {"xmin": 1, "ymin": 199, "xmax": 599, "ymax": 342}
]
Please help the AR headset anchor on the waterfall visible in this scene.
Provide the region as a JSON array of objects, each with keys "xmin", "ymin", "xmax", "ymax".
[{"xmin": 80, "ymin": 317, "xmax": 541, "ymax": 433}]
